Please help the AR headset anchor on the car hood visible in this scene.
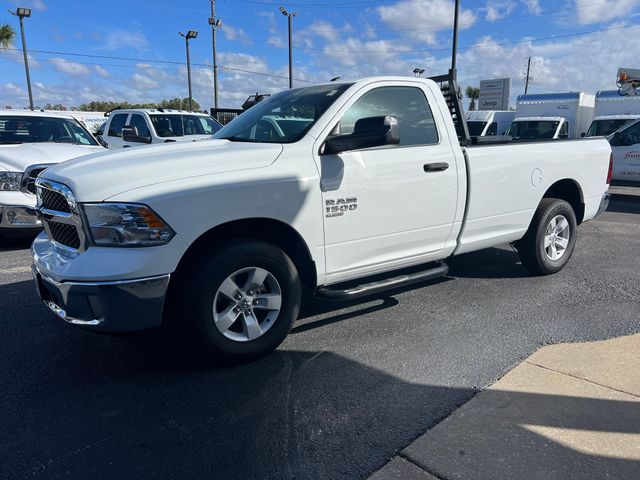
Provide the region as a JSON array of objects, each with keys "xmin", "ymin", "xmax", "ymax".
[
  {"xmin": 41, "ymin": 139, "xmax": 284, "ymax": 201},
  {"xmin": 0, "ymin": 143, "xmax": 105, "ymax": 172}
]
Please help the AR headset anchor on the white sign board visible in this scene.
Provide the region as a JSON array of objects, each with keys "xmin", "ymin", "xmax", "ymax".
[{"xmin": 479, "ymin": 78, "xmax": 511, "ymax": 111}]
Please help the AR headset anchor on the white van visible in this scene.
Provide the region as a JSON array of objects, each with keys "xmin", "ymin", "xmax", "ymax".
[
  {"xmin": 608, "ymin": 118, "xmax": 640, "ymax": 182},
  {"xmin": 466, "ymin": 110, "xmax": 516, "ymax": 137},
  {"xmin": 586, "ymin": 90, "xmax": 640, "ymax": 137},
  {"xmin": 507, "ymin": 92, "xmax": 595, "ymax": 140}
]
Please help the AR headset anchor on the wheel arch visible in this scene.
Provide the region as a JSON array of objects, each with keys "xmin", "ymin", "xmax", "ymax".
[
  {"xmin": 542, "ymin": 179, "xmax": 585, "ymax": 224},
  {"xmin": 172, "ymin": 217, "xmax": 318, "ymax": 290}
]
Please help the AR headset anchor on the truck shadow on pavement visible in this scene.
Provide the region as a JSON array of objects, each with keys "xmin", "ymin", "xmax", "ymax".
[{"xmin": 1, "ymin": 302, "xmax": 639, "ymax": 480}]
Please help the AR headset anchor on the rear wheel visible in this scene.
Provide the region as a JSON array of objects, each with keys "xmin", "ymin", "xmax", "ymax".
[
  {"xmin": 518, "ymin": 198, "xmax": 577, "ymax": 275},
  {"xmin": 179, "ymin": 240, "xmax": 301, "ymax": 361}
]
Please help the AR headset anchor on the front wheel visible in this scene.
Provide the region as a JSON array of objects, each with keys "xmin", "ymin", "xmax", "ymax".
[
  {"xmin": 517, "ymin": 198, "xmax": 577, "ymax": 276},
  {"xmin": 180, "ymin": 240, "xmax": 301, "ymax": 361}
]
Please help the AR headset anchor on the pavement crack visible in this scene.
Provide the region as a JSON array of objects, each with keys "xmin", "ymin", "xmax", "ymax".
[
  {"xmin": 398, "ymin": 452, "xmax": 448, "ymax": 480},
  {"xmin": 524, "ymin": 360, "xmax": 640, "ymax": 399}
]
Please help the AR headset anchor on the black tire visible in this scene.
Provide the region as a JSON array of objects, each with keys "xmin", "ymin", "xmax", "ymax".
[
  {"xmin": 179, "ymin": 239, "xmax": 301, "ymax": 361},
  {"xmin": 518, "ymin": 198, "xmax": 577, "ymax": 276}
]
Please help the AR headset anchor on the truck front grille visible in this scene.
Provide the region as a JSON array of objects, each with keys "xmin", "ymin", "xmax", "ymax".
[
  {"xmin": 35, "ymin": 178, "xmax": 87, "ymax": 253},
  {"xmin": 40, "ymin": 188, "xmax": 72, "ymax": 213},
  {"xmin": 47, "ymin": 221, "xmax": 81, "ymax": 249},
  {"xmin": 21, "ymin": 164, "xmax": 54, "ymax": 195}
]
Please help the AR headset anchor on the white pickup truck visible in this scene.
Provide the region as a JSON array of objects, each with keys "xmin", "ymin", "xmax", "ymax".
[
  {"xmin": 31, "ymin": 74, "xmax": 612, "ymax": 361},
  {"xmin": 0, "ymin": 111, "xmax": 105, "ymax": 241},
  {"xmin": 97, "ymin": 109, "xmax": 222, "ymax": 149}
]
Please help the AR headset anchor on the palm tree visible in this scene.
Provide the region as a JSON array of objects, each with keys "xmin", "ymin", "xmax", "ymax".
[
  {"xmin": 465, "ymin": 86, "xmax": 480, "ymax": 111},
  {"xmin": 0, "ymin": 23, "xmax": 16, "ymax": 48}
]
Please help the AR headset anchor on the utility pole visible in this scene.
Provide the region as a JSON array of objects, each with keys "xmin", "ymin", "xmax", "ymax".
[
  {"xmin": 179, "ymin": 30, "xmax": 198, "ymax": 111},
  {"xmin": 524, "ymin": 56, "xmax": 531, "ymax": 94},
  {"xmin": 209, "ymin": 0, "xmax": 222, "ymax": 109},
  {"xmin": 10, "ymin": 8, "xmax": 34, "ymax": 110},
  {"xmin": 451, "ymin": 0, "xmax": 460, "ymax": 71},
  {"xmin": 279, "ymin": 6, "xmax": 297, "ymax": 89}
]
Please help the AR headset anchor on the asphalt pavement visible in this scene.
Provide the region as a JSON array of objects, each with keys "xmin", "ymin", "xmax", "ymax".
[{"xmin": 1, "ymin": 193, "xmax": 639, "ymax": 480}]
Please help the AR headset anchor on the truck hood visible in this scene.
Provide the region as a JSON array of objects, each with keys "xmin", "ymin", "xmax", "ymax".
[
  {"xmin": 41, "ymin": 139, "xmax": 284, "ymax": 201},
  {"xmin": 0, "ymin": 143, "xmax": 104, "ymax": 172}
]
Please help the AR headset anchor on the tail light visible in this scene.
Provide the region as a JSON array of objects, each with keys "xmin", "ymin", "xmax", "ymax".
[{"xmin": 606, "ymin": 153, "xmax": 613, "ymax": 185}]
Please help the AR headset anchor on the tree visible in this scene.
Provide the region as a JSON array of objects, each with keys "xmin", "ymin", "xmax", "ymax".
[
  {"xmin": 465, "ymin": 86, "xmax": 480, "ymax": 111},
  {"xmin": 0, "ymin": 23, "xmax": 16, "ymax": 48},
  {"xmin": 78, "ymin": 97, "xmax": 201, "ymax": 112}
]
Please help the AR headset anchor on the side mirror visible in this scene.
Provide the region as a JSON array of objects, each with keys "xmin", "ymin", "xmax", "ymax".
[
  {"xmin": 581, "ymin": 132, "xmax": 586, "ymax": 138},
  {"xmin": 122, "ymin": 126, "xmax": 152, "ymax": 144},
  {"xmin": 609, "ymin": 132, "xmax": 622, "ymax": 146},
  {"xmin": 321, "ymin": 115, "xmax": 400, "ymax": 155}
]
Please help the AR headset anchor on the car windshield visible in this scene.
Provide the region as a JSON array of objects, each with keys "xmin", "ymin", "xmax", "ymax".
[
  {"xmin": 467, "ymin": 121, "xmax": 487, "ymax": 136},
  {"xmin": 507, "ymin": 120, "xmax": 560, "ymax": 140},
  {"xmin": 150, "ymin": 114, "xmax": 222, "ymax": 138},
  {"xmin": 0, "ymin": 115, "xmax": 98, "ymax": 145},
  {"xmin": 586, "ymin": 119, "xmax": 635, "ymax": 137},
  {"xmin": 213, "ymin": 83, "xmax": 354, "ymax": 144}
]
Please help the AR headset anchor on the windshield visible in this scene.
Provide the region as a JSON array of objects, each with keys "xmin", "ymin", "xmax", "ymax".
[
  {"xmin": 467, "ymin": 121, "xmax": 487, "ymax": 136},
  {"xmin": 586, "ymin": 118, "xmax": 635, "ymax": 137},
  {"xmin": 213, "ymin": 83, "xmax": 354, "ymax": 143},
  {"xmin": 0, "ymin": 116, "xmax": 98, "ymax": 145},
  {"xmin": 150, "ymin": 114, "xmax": 222, "ymax": 138},
  {"xmin": 507, "ymin": 120, "xmax": 560, "ymax": 140}
]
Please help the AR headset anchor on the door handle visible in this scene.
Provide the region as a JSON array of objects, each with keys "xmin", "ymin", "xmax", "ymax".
[{"xmin": 423, "ymin": 162, "xmax": 449, "ymax": 172}]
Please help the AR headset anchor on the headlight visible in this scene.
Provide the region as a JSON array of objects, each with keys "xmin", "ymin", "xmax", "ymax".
[
  {"xmin": 83, "ymin": 203, "xmax": 174, "ymax": 247},
  {"xmin": 0, "ymin": 172, "xmax": 22, "ymax": 191}
]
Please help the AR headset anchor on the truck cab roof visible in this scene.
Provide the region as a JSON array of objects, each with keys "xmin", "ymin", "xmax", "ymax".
[{"xmin": 512, "ymin": 116, "xmax": 565, "ymax": 122}]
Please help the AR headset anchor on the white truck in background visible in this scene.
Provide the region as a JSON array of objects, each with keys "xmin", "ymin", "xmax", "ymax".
[
  {"xmin": 507, "ymin": 93, "xmax": 595, "ymax": 140},
  {"xmin": 466, "ymin": 110, "xmax": 516, "ymax": 137},
  {"xmin": 30, "ymin": 73, "xmax": 612, "ymax": 361},
  {"xmin": 585, "ymin": 90, "xmax": 640, "ymax": 137},
  {"xmin": 97, "ymin": 109, "xmax": 222, "ymax": 149}
]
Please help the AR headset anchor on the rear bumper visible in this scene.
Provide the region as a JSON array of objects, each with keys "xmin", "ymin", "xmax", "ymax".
[
  {"xmin": 595, "ymin": 192, "xmax": 610, "ymax": 218},
  {"xmin": 32, "ymin": 265, "xmax": 170, "ymax": 332}
]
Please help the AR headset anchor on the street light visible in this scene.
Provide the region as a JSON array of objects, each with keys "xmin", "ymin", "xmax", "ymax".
[
  {"xmin": 279, "ymin": 6, "xmax": 297, "ymax": 89},
  {"xmin": 9, "ymin": 7, "xmax": 34, "ymax": 110},
  {"xmin": 413, "ymin": 68, "xmax": 426, "ymax": 77},
  {"xmin": 179, "ymin": 30, "xmax": 198, "ymax": 112},
  {"xmin": 209, "ymin": 0, "xmax": 222, "ymax": 109}
]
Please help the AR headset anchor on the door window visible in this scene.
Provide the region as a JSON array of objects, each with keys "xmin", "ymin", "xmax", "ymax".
[
  {"xmin": 128, "ymin": 114, "xmax": 150, "ymax": 137},
  {"xmin": 619, "ymin": 121, "xmax": 640, "ymax": 146},
  {"xmin": 337, "ymin": 87, "xmax": 439, "ymax": 146},
  {"xmin": 108, "ymin": 113, "xmax": 128, "ymax": 137},
  {"xmin": 485, "ymin": 122, "xmax": 498, "ymax": 136}
]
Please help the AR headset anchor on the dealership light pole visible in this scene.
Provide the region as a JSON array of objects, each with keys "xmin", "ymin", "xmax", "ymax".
[
  {"xmin": 179, "ymin": 30, "xmax": 198, "ymax": 111},
  {"xmin": 451, "ymin": 0, "xmax": 460, "ymax": 71},
  {"xmin": 209, "ymin": 0, "xmax": 222, "ymax": 109},
  {"xmin": 279, "ymin": 6, "xmax": 297, "ymax": 89},
  {"xmin": 9, "ymin": 7, "xmax": 34, "ymax": 110},
  {"xmin": 524, "ymin": 56, "xmax": 531, "ymax": 94}
]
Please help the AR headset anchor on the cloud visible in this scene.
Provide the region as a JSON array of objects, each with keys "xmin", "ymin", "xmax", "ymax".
[
  {"xmin": 377, "ymin": 0, "xmax": 476, "ymax": 44},
  {"xmin": 8, "ymin": 0, "xmax": 47, "ymax": 11},
  {"xmin": 94, "ymin": 65, "xmax": 110, "ymax": 78},
  {"xmin": 100, "ymin": 30, "xmax": 150, "ymax": 51},
  {"xmin": 523, "ymin": 0, "xmax": 542, "ymax": 15},
  {"xmin": 222, "ymin": 25, "xmax": 253, "ymax": 46},
  {"xmin": 50, "ymin": 58, "xmax": 91, "ymax": 76},
  {"xmin": 485, "ymin": 0, "xmax": 517, "ymax": 21},
  {"xmin": 576, "ymin": 0, "xmax": 639, "ymax": 24}
]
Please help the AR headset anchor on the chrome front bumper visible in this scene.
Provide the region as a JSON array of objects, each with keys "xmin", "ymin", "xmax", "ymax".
[
  {"xmin": 0, "ymin": 204, "xmax": 41, "ymax": 229},
  {"xmin": 32, "ymin": 266, "xmax": 170, "ymax": 332}
]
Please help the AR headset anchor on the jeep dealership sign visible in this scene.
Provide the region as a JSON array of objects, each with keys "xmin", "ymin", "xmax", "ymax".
[{"xmin": 479, "ymin": 78, "xmax": 511, "ymax": 110}]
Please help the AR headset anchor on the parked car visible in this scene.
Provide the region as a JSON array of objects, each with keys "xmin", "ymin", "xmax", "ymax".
[
  {"xmin": 466, "ymin": 110, "xmax": 515, "ymax": 137},
  {"xmin": 608, "ymin": 118, "xmax": 640, "ymax": 181},
  {"xmin": 507, "ymin": 92, "xmax": 595, "ymax": 140},
  {"xmin": 31, "ymin": 75, "xmax": 611, "ymax": 361},
  {"xmin": 0, "ymin": 110, "xmax": 105, "ymax": 241},
  {"xmin": 586, "ymin": 90, "xmax": 640, "ymax": 137},
  {"xmin": 99, "ymin": 109, "xmax": 222, "ymax": 149}
]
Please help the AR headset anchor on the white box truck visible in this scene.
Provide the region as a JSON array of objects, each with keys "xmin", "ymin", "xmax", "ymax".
[
  {"xmin": 507, "ymin": 93, "xmax": 595, "ymax": 140},
  {"xmin": 585, "ymin": 90, "xmax": 640, "ymax": 137},
  {"xmin": 466, "ymin": 110, "xmax": 516, "ymax": 137}
]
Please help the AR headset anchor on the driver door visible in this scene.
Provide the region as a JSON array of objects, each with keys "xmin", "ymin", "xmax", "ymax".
[
  {"xmin": 612, "ymin": 120, "xmax": 640, "ymax": 181},
  {"xmin": 317, "ymin": 84, "xmax": 460, "ymax": 284}
]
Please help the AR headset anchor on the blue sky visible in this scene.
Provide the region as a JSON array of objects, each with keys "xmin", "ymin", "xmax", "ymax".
[{"xmin": 1, "ymin": 0, "xmax": 640, "ymax": 109}]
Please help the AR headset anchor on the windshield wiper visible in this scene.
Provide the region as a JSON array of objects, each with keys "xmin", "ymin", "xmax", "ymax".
[
  {"xmin": 219, "ymin": 136, "xmax": 272, "ymax": 143},
  {"xmin": 0, "ymin": 141, "xmax": 23, "ymax": 145}
]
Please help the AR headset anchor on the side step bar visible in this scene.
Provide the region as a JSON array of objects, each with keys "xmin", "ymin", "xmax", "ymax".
[{"xmin": 315, "ymin": 262, "xmax": 449, "ymax": 301}]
